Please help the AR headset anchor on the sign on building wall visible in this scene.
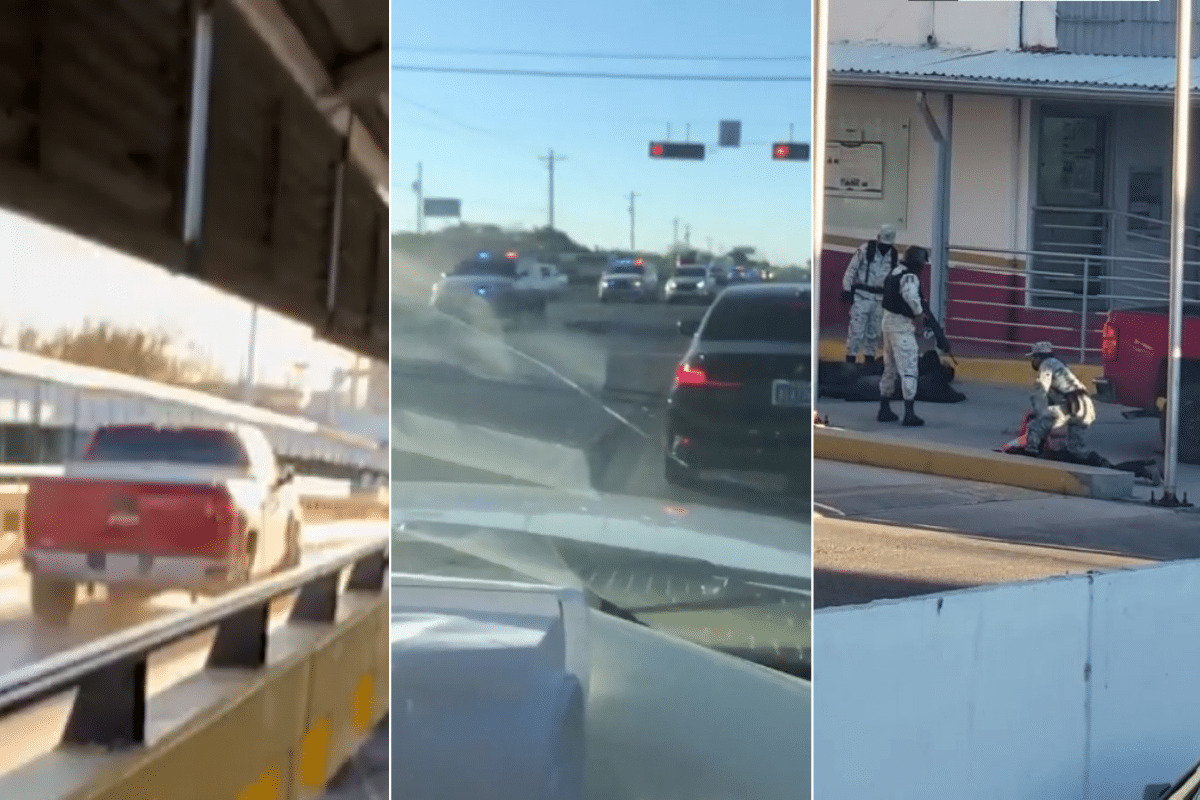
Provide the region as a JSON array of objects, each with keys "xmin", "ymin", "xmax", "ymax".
[
  {"xmin": 826, "ymin": 142, "xmax": 884, "ymax": 199},
  {"xmin": 824, "ymin": 114, "xmax": 910, "ymax": 234}
]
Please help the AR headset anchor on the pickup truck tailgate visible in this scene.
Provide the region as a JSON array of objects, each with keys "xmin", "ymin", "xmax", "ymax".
[{"xmin": 25, "ymin": 478, "xmax": 235, "ymax": 558}]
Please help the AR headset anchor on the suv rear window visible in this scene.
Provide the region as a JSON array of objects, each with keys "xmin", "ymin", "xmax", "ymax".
[
  {"xmin": 83, "ymin": 427, "xmax": 250, "ymax": 468},
  {"xmin": 702, "ymin": 293, "xmax": 811, "ymax": 344}
]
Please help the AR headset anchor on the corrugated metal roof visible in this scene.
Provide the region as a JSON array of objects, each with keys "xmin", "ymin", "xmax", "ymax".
[{"xmin": 831, "ymin": 42, "xmax": 1199, "ymax": 93}]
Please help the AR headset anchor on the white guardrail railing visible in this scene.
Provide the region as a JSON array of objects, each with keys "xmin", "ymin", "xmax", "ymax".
[{"xmin": 0, "ymin": 348, "xmax": 385, "ymax": 473}]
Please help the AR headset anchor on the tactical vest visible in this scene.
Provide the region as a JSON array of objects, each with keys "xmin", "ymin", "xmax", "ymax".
[{"xmin": 882, "ymin": 269, "xmax": 919, "ymax": 318}]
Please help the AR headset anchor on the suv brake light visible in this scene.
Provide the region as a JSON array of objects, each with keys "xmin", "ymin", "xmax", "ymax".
[
  {"xmin": 675, "ymin": 363, "xmax": 741, "ymax": 388},
  {"xmin": 1101, "ymin": 323, "xmax": 1118, "ymax": 361}
]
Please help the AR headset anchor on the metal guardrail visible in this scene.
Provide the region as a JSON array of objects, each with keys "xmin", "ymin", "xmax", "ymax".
[
  {"xmin": 0, "ymin": 539, "xmax": 387, "ymax": 749},
  {"xmin": 945, "ymin": 244, "xmax": 1200, "ymax": 362}
]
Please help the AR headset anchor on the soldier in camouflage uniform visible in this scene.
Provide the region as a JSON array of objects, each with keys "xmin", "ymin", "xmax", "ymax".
[
  {"xmin": 841, "ymin": 224, "xmax": 898, "ymax": 365},
  {"xmin": 878, "ymin": 245, "xmax": 929, "ymax": 427},
  {"xmin": 1023, "ymin": 341, "xmax": 1096, "ymax": 457}
]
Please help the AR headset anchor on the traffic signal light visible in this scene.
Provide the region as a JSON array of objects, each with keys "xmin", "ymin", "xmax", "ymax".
[
  {"xmin": 649, "ymin": 141, "xmax": 705, "ymax": 160},
  {"xmin": 772, "ymin": 142, "xmax": 810, "ymax": 161}
]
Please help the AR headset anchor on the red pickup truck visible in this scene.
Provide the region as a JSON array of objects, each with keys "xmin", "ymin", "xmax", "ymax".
[
  {"xmin": 22, "ymin": 423, "xmax": 304, "ymax": 624},
  {"xmin": 1096, "ymin": 303, "xmax": 1200, "ymax": 463}
]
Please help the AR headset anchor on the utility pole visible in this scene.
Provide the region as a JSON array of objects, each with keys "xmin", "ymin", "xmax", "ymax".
[
  {"xmin": 412, "ymin": 162, "xmax": 423, "ymax": 233},
  {"xmin": 684, "ymin": 224, "xmax": 691, "ymax": 246},
  {"xmin": 628, "ymin": 191, "xmax": 639, "ymax": 251},
  {"xmin": 673, "ymin": 218, "xmax": 679, "ymax": 248},
  {"xmin": 539, "ymin": 148, "xmax": 567, "ymax": 229}
]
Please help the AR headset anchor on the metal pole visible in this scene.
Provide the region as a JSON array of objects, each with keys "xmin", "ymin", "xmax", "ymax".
[
  {"xmin": 325, "ymin": 152, "xmax": 347, "ymax": 314},
  {"xmin": 813, "ymin": 0, "xmax": 829, "ymax": 347},
  {"xmin": 1079, "ymin": 257, "xmax": 1089, "ymax": 363},
  {"xmin": 415, "ymin": 162, "xmax": 423, "ymax": 233},
  {"xmin": 181, "ymin": 6, "xmax": 214, "ymax": 273},
  {"xmin": 922, "ymin": 94, "xmax": 954, "ymax": 325},
  {"xmin": 242, "ymin": 305, "xmax": 258, "ymax": 402},
  {"xmin": 1162, "ymin": 0, "xmax": 1193, "ymax": 502},
  {"xmin": 628, "ymin": 192, "xmax": 638, "ymax": 251}
]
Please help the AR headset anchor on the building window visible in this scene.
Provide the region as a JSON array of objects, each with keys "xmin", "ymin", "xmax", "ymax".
[{"xmin": 1031, "ymin": 110, "xmax": 1109, "ymax": 312}]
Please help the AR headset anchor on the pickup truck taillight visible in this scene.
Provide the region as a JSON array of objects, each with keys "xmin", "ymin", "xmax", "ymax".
[{"xmin": 1101, "ymin": 323, "xmax": 1118, "ymax": 361}]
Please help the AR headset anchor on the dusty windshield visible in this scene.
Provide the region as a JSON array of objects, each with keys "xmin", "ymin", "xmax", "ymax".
[{"xmin": 393, "ymin": 0, "xmax": 812, "ymax": 677}]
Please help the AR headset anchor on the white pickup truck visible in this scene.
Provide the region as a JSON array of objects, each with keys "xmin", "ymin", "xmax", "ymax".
[
  {"xmin": 23, "ymin": 422, "xmax": 305, "ymax": 623},
  {"xmin": 525, "ymin": 261, "xmax": 568, "ymax": 298}
]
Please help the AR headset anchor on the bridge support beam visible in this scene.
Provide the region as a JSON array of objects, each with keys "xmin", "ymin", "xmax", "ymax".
[{"xmin": 182, "ymin": 3, "xmax": 216, "ymax": 276}]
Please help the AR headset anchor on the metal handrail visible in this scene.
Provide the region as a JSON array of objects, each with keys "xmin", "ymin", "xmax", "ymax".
[{"xmin": 0, "ymin": 538, "xmax": 387, "ymax": 747}]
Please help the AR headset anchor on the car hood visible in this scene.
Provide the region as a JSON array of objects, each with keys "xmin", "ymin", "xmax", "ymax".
[{"xmin": 392, "ymin": 481, "xmax": 811, "ymax": 583}]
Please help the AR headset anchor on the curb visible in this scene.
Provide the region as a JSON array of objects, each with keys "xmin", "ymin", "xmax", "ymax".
[
  {"xmin": 817, "ymin": 339, "xmax": 1103, "ymax": 390},
  {"xmin": 814, "ymin": 425, "xmax": 1133, "ymax": 500}
]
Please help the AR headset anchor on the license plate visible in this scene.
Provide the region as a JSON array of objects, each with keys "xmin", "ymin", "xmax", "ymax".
[{"xmin": 771, "ymin": 379, "xmax": 809, "ymax": 407}]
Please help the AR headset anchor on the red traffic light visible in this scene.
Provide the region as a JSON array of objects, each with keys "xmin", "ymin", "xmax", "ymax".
[
  {"xmin": 649, "ymin": 141, "xmax": 705, "ymax": 160},
  {"xmin": 772, "ymin": 142, "xmax": 811, "ymax": 161}
]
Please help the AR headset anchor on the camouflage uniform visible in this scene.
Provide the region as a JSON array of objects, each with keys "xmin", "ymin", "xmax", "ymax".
[
  {"xmin": 1025, "ymin": 342, "xmax": 1095, "ymax": 456},
  {"xmin": 879, "ymin": 268, "xmax": 923, "ymax": 402},
  {"xmin": 841, "ymin": 236, "xmax": 895, "ymax": 361}
]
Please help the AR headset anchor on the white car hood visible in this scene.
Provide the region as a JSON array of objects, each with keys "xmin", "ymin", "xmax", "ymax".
[{"xmin": 392, "ymin": 481, "xmax": 811, "ymax": 582}]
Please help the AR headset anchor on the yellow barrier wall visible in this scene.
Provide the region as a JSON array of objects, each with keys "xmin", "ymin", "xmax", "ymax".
[{"xmin": 0, "ymin": 584, "xmax": 388, "ymax": 800}]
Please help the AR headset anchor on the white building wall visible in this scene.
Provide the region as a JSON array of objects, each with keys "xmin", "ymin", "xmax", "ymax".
[
  {"xmin": 827, "ymin": 86, "xmax": 1030, "ymax": 259},
  {"xmin": 829, "ymin": 0, "xmax": 1055, "ymax": 51}
]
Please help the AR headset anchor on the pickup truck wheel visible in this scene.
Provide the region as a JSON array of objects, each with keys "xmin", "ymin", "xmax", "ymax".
[
  {"xmin": 31, "ymin": 575, "xmax": 75, "ymax": 625},
  {"xmin": 231, "ymin": 531, "xmax": 257, "ymax": 584},
  {"xmin": 1162, "ymin": 385, "xmax": 1200, "ymax": 465},
  {"xmin": 280, "ymin": 517, "xmax": 302, "ymax": 571}
]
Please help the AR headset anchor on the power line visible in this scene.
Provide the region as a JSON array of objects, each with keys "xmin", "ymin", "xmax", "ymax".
[
  {"xmin": 392, "ymin": 64, "xmax": 810, "ymax": 81},
  {"xmin": 391, "ymin": 45, "xmax": 810, "ymax": 62}
]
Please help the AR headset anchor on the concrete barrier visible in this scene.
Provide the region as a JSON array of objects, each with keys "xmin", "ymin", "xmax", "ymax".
[
  {"xmin": 815, "ymin": 559, "xmax": 1200, "ymax": 800},
  {"xmin": 0, "ymin": 546, "xmax": 388, "ymax": 800},
  {"xmin": 392, "ymin": 407, "xmax": 593, "ymax": 491},
  {"xmin": 814, "ymin": 425, "xmax": 1134, "ymax": 499}
]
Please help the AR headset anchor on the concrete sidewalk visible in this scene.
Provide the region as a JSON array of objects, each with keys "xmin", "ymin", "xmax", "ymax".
[{"xmin": 816, "ymin": 379, "xmax": 1200, "ymax": 503}]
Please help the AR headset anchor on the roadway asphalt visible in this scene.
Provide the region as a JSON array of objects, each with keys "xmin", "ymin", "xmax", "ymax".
[
  {"xmin": 0, "ymin": 520, "xmax": 388, "ymax": 780},
  {"xmin": 391, "ymin": 286, "xmax": 811, "ymax": 527},
  {"xmin": 814, "ymin": 460, "xmax": 1200, "ymax": 608}
]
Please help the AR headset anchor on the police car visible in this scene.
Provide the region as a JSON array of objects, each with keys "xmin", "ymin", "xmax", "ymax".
[
  {"xmin": 431, "ymin": 250, "xmax": 547, "ymax": 325},
  {"xmin": 598, "ymin": 257, "xmax": 659, "ymax": 302}
]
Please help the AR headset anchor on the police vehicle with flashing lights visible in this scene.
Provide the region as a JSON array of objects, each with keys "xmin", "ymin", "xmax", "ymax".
[
  {"xmin": 598, "ymin": 256, "xmax": 659, "ymax": 303},
  {"xmin": 431, "ymin": 250, "xmax": 548, "ymax": 326}
]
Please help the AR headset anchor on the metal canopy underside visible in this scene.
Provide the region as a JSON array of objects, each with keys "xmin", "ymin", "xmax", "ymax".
[
  {"xmin": 832, "ymin": 42, "xmax": 1200, "ymax": 103},
  {"xmin": 0, "ymin": 0, "xmax": 388, "ymax": 361}
]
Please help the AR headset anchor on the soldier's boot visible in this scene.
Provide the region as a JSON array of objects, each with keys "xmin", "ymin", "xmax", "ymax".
[
  {"xmin": 901, "ymin": 400, "xmax": 924, "ymax": 427},
  {"xmin": 845, "ymin": 355, "xmax": 857, "ymax": 364},
  {"xmin": 877, "ymin": 399, "xmax": 899, "ymax": 423},
  {"xmin": 862, "ymin": 355, "xmax": 878, "ymax": 369}
]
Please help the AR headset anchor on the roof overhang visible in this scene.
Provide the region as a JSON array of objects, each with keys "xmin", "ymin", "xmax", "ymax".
[
  {"xmin": 233, "ymin": 0, "xmax": 388, "ymax": 199},
  {"xmin": 831, "ymin": 42, "xmax": 1200, "ymax": 106}
]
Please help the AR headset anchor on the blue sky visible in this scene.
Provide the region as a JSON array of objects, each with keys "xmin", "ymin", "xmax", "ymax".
[
  {"xmin": 0, "ymin": 211, "xmax": 359, "ymax": 388},
  {"xmin": 391, "ymin": 0, "xmax": 813, "ymax": 266}
]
